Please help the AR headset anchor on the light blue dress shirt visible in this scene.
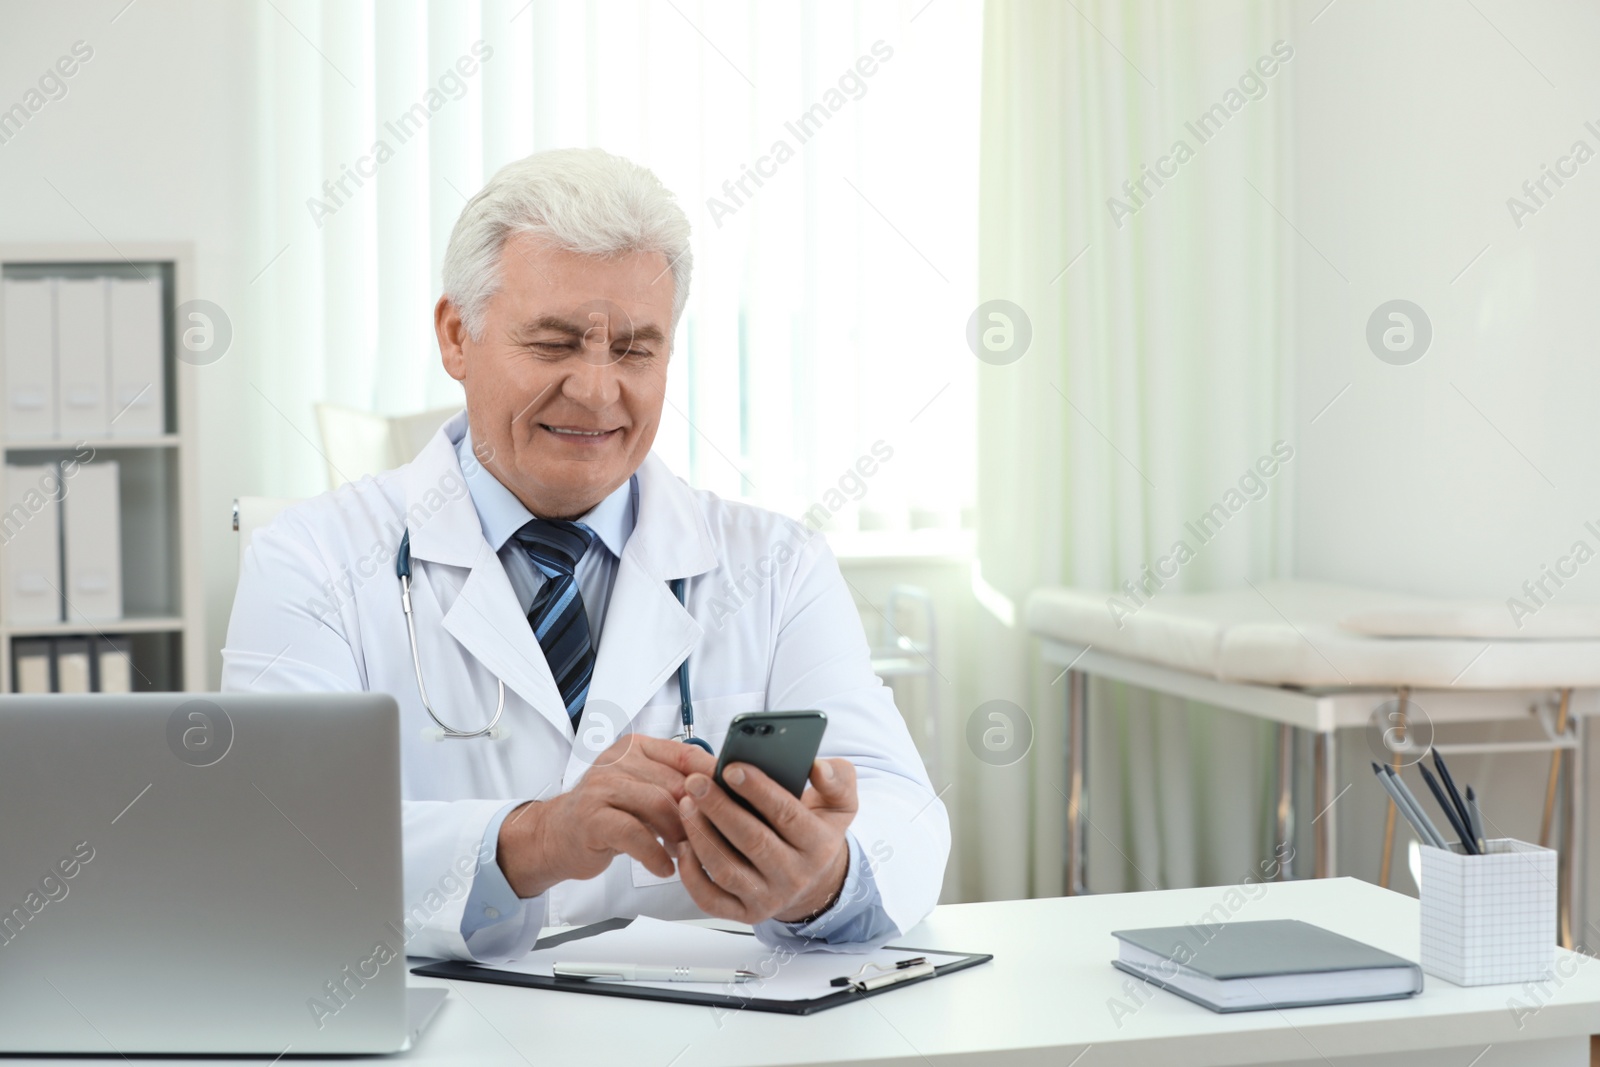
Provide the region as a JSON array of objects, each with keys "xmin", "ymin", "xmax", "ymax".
[{"xmin": 454, "ymin": 429, "xmax": 893, "ymax": 952}]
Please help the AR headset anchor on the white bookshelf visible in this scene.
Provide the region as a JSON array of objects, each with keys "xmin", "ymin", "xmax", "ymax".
[{"xmin": 0, "ymin": 243, "xmax": 204, "ymax": 692}]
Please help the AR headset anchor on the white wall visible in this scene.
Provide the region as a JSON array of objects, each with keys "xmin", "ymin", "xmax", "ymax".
[
  {"xmin": 0, "ymin": 0, "xmax": 259, "ymax": 686},
  {"xmin": 1290, "ymin": 0, "xmax": 1600, "ymax": 903},
  {"xmin": 1292, "ymin": 0, "xmax": 1600, "ymax": 603}
]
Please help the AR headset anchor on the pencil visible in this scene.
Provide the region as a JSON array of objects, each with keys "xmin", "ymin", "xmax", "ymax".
[
  {"xmin": 1465, "ymin": 785, "xmax": 1485, "ymax": 851},
  {"xmin": 1371, "ymin": 762, "xmax": 1444, "ymax": 849},
  {"xmin": 1383, "ymin": 764, "xmax": 1442, "ymax": 846},
  {"xmin": 1419, "ymin": 763, "xmax": 1478, "ymax": 855},
  {"xmin": 1431, "ymin": 751, "xmax": 1475, "ymax": 846}
]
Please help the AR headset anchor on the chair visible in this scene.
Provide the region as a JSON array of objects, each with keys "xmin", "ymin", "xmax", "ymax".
[
  {"xmin": 231, "ymin": 497, "xmax": 301, "ymax": 567},
  {"xmin": 313, "ymin": 403, "xmax": 461, "ymax": 489}
]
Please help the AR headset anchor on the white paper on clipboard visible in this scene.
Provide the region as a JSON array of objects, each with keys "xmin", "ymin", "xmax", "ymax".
[{"xmin": 492, "ymin": 917, "xmax": 969, "ymax": 1002}]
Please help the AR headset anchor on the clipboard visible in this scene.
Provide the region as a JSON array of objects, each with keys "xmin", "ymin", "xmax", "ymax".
[{"xmin": 411, "ymin": 917, "xmax": 993, "ymax": 1016}]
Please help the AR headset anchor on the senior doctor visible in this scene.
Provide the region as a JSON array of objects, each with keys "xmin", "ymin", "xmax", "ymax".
[{"xmin": 223, "ymin": 148, "xmax": 949, "ymax": 962}]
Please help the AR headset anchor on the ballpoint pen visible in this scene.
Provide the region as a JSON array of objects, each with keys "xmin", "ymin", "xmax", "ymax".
[
  {"xmin": 553, "ymin": 963, "xmax": 757, "ymax": 983},
  {"xmin": 830, "ymin": 957, "xmax": 934, "ymax": 990}
]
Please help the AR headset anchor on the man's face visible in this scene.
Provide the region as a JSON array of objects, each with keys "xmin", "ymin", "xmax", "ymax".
[{"xmin": 438, "ymin": 233, "xmax": 675, "ymax": 519}]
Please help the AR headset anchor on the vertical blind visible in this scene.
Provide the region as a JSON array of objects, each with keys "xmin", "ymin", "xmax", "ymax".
[{"xmin": 252, "ymin": 0, "xmax": 981, "ymax": 533}]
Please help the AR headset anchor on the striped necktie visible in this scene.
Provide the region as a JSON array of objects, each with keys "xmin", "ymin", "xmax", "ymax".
[{"xmin": 513, "ymin": 519, "xmax": 596, "ymax": 729}]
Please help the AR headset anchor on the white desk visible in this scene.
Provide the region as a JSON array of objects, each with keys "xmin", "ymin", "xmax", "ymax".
[{"xmin": 20, "ymin": 879, "xmax": 1598, "ymax": 1066}]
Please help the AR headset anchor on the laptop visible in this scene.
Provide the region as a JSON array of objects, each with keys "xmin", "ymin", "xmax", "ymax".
[{"xmin": 0, "ymin": 692, "xmax": 445, "ymax": 1054}]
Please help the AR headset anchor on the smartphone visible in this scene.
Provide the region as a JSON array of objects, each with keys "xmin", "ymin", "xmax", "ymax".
[{"xmin": 713, "ymin": 710, "xmax": 828, "ymax": 825}]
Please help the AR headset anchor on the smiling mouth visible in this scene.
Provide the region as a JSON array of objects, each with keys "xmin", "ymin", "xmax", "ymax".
[{"xmin": 542, "ymin": 424, "xmax": 619, "ymax": 439}]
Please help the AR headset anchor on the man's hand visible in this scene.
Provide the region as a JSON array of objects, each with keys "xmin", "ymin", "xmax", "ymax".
[
  {"xmin": 674, "ymin": 758, "xmax": 859, "ymax": 925},
  {"xmin": 496, "ymin": 734, "xmax": 699, "ymax": 898}
]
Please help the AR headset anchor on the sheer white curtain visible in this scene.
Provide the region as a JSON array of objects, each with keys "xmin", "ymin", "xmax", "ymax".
[
  {"xmin": 968, "ymin": 0, "xmax": 1296, "ymax": 900},
  {"xmin": 244, "ymin": 0, "xmax": 981, "ymax": 531}
]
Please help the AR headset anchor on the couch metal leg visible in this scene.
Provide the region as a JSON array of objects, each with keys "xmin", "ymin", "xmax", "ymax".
[
  {"xmin": 1314, "ymin": 730, "xmax": 1337, "ymax": 878},
  {"xmin": 1065, "ymin": 668, "xmax": 1088, "ymax": 896},
  {"xmin": 1276, "ymin": 723, "xmax": 1295, "ymax": 880}
]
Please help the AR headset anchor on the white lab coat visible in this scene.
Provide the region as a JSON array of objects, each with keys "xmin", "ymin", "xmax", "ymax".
[{"xmin": 222, "ymin": 411, "xmax": 949, "ymax": 960}]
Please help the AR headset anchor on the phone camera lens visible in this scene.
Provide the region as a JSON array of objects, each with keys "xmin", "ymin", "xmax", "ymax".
[{"xmin": 759, "ymin": 723, "xmax": 774, "ymax": 735}]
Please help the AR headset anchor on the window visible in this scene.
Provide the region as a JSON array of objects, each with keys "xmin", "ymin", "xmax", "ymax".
[{"xmin": 257, "ymin": 0, "xmax": 980, "ymax": 534}]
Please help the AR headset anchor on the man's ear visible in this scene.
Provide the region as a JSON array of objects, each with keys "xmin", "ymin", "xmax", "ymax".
[{"xmin": 436, "ymin": 297, "xmax": 470, "ymax": 382}]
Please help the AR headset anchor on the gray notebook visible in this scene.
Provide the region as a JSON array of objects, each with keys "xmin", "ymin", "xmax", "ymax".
[{"xmin": 1111, "ymin": 919, "xmax": 1422, "ymax": 1013}]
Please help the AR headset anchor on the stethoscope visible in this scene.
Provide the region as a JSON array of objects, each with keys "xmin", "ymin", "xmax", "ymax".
[{"xmin": 396, "ymin": 529, "xmax": 712, "ymax": 753}]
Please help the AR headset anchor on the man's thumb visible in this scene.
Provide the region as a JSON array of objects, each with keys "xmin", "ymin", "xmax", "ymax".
[{"xmin": 813, "ymin": 758, "xmax": 855, "ymax": 803}]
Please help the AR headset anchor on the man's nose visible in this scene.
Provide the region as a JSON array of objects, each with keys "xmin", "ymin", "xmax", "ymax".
[{"xmin": 564, "ymin": 350, "xmax": 621, "ymax": 408}]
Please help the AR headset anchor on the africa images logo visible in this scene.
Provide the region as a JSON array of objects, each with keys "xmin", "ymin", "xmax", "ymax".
[{"xmin": 166, "ymin": 699, "xmax": 234, "ymax": 768}]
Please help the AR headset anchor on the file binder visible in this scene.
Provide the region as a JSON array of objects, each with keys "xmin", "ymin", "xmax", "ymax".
[
  {"xmin": 96, "ymin": 637, "xmax": 134, "ymax": 693},
  {"xmin": 54, "ymin": 637, "xmax": 91, "ymax": 694},
  {"xmin": 11, "ymin": 638, "xmax": 51, "ymax": 693},
  {"xmin": 62, "ymin": 460, "xmax": 122, "ymax": 622},
  {"xmin": 56, "ymin": 278, "xmax": 109, "ymax": 439},
  {"xmin": 108, "ymin": 277, "xmax": 165, "ymax": 437},
  {"xmin": 3, "ymin": 464, "xmax": 62, "ymax": 624},
  {"xmin": 2, "ymin": 278, "xmax": 56, "ymax": 440}
]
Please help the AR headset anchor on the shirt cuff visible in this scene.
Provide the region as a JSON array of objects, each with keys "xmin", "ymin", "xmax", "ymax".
[
  {"xmin": 753, "ymin": 832, "xmax": 897, "ymax": 951},
  {"xmin": 461, "ymin": 801, "xmax": 526, "ymax": 939}
]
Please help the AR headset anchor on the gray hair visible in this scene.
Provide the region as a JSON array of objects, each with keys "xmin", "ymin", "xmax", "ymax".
[{"xmin": 441, "ymin": 147, "xmax": 693, "ymax": 341}]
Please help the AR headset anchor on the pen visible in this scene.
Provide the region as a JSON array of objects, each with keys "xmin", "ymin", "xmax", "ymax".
[
  {"xmin": 1419, "ymin": 764, "xmax": 1479, "ymax": 855},
  {"xmin": 1382, "ymin": 763, "xmax": 1446, "ymax": 849},
  {"xmin": 1372, "ymin": 762, "xmax": 1444, "ymax": 849},
  {"xmin": 1431, "ymin": 751, "xmax": 1475, "ymax": 844},
  {"xmin": 553, "ymin": 962, "xmax": 758, "ymax": 983},
  {"xmin": 830, "ymin": 958, "xmax": 935, "ymax": 990}
]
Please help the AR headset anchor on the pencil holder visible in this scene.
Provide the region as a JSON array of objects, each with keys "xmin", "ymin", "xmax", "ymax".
[{"xmin": 1418, "ymin": 838, "xmax": 1556, "ymax": 986}]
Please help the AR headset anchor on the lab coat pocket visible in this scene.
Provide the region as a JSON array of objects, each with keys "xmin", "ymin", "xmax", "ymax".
[
  {"xmin": 624, "ymin": 690, "xmax": 766, "ymax": 755},
  {"xmin": 679, "ymin": 689, "xmax": 766, "ymax": 754}
]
